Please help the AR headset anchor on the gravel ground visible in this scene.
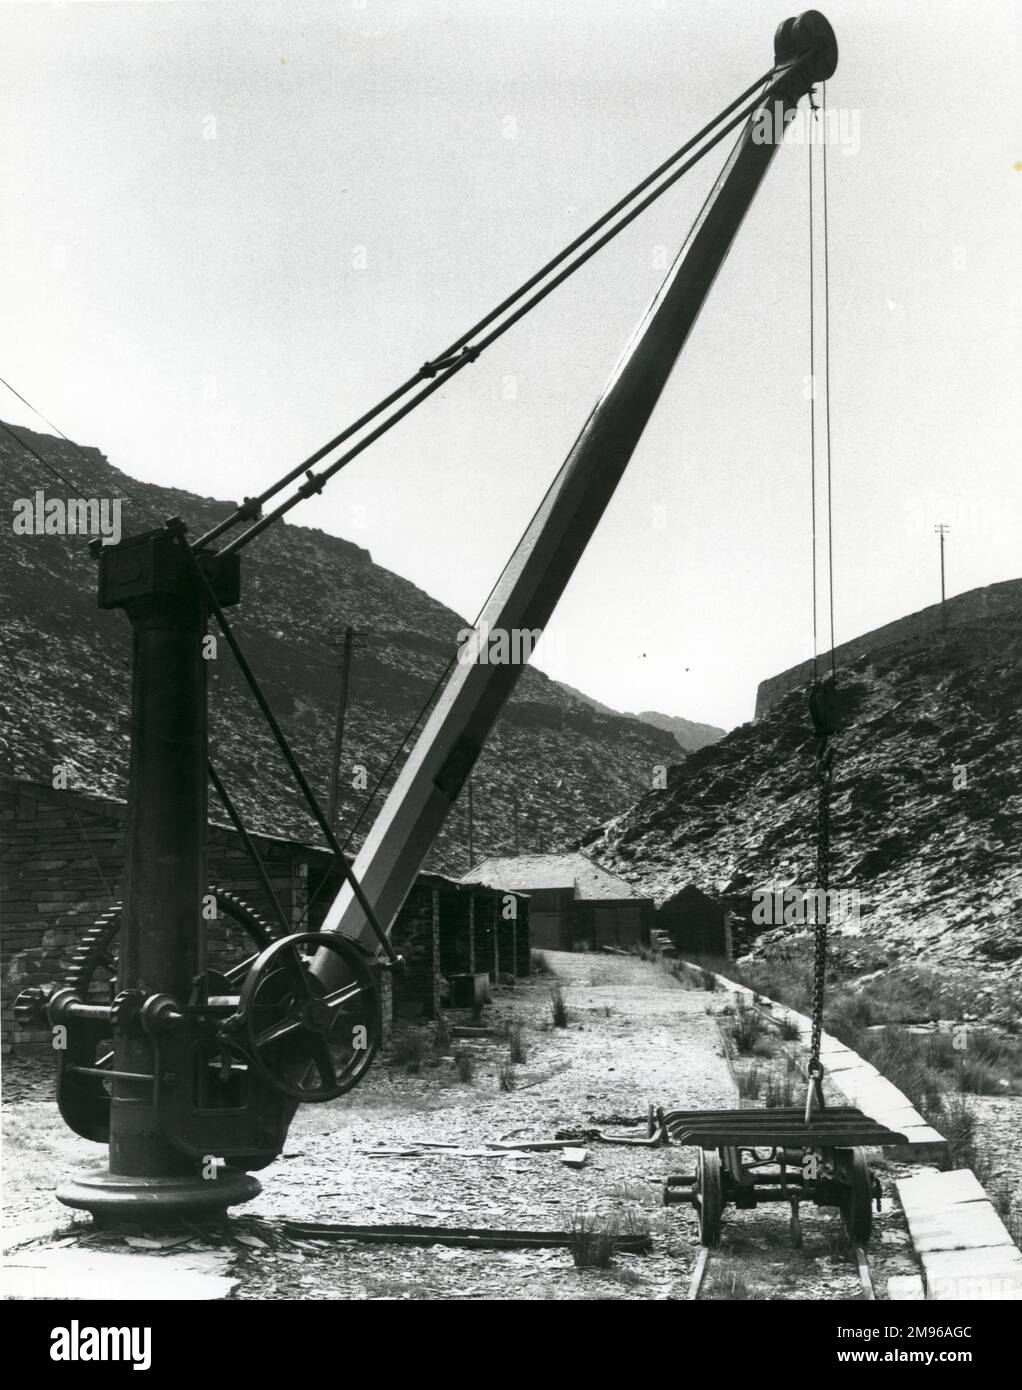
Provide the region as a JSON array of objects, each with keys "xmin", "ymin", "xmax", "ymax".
[{"xmin": 1, "ymin": 952, "xmax": 936, "ymax": 1299}]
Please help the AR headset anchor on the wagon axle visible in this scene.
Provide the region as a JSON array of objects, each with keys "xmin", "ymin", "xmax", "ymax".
[{"xmin": 660, "ymin": 1107, "xmax": 901, "ymax": 1247}]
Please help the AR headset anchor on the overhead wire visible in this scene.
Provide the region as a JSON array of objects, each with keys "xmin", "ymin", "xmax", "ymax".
[{"xmin": 0, "ymin": 376, "xmax": 153, "ymax": 520}]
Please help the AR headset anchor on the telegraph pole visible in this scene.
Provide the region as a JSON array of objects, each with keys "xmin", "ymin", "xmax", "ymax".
[
  {"xmin": 934, "ymin": 524, "xmax": 950, "ymax": 627},
  {"xmin": 512, "ymin": 792, "xmax": 520, "ymax": 856},
  {"xmin": 327, "ymin": 625, "xmax": 355, "ymax": 831},
  {"xmin": 466, "ymin": 776, "xmax": 475, "ymax": 870}
]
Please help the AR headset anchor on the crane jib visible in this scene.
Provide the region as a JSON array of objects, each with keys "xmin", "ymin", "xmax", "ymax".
[{"xmin": 313, "ymin": 12, "xmax": 839, "ymax": 975}]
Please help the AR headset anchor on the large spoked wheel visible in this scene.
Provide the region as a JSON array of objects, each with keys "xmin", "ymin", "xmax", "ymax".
[
  {"xmin": 238, "ymin": 932, "xmax": 381, "ymax": 1103},
  {"xmin": 837, "ymin": 1147, "xmax": 873, "ymax": 1245},
  {"xmin": 694, "ymin": 1148, "xmax": 723, "ymax": 1247}
]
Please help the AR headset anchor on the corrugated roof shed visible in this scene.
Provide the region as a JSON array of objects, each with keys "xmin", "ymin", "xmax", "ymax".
[{"xmin": 461, "ymin": 851, "xmax": 646, "ymax": 902}]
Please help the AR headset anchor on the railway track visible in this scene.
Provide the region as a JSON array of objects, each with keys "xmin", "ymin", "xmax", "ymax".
[{"xmin": 685, "ymin": 1232, "xmax": 876, "ymax": 1301}]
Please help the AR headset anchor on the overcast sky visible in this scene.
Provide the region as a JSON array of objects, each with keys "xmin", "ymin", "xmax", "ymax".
[{"xmin": 2, "ymin": 0, "xmax": 1019, "ymax": 729}]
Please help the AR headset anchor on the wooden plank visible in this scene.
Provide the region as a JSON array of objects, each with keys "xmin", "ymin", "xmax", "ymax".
[
  {"xmin": 854, "ymin": 1245, "xmax": 875, "ymax": 1300},
  {"xmin": 688, "ymin": 1247, "xmax": 710, "ymax": 1300}
]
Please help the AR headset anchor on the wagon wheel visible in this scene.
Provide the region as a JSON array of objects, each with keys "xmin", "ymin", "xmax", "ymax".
[
  {"xmin": 693, "ymin": 1148, "xmax": 723, "ymax": 1247},
  {"xmin": 837, "ymin": 1147, "xmax": 873, "ymax": 1245},
  {"xmin": 67, "ymin": 887, "xmax": 282, "ymax": 1000}
]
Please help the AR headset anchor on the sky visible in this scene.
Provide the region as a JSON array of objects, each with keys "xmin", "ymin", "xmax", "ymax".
[{"xmin": 1, "ymin": 0, "xmax": 1019, "ymax": 730}]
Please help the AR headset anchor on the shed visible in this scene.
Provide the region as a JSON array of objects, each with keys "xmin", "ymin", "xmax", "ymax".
[
  {"xmin": 461, "ymin": 851, "xmax": 651, "ymax": 951},
  {"xmin": 655, "ymin": 883, "xmax": 732, "ymax": 959}
]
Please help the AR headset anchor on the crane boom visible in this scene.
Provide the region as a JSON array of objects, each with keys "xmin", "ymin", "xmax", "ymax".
[{"xmin": 317, "ymin": 11, "xmax": 837, "ymax": 962}]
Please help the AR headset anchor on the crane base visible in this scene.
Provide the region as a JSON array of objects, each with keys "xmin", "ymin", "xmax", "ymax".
[{"xmin": 56, "ymin": 1168, "xmax": 261, "ymax": 1226}]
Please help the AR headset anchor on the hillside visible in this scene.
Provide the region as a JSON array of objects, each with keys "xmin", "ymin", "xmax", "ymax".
[
  {"xmin": 632, "ymin": 709, "xmax": 725, "ymax": 752},
  {"xmin": 586, "ymin": 616, "xmax": 1022, "ymax": 1017},
  {"xmin": 0, "ymin": 421, "xmax": 680, "ymax": 873},
  {"xmin": 555, "ymin": 683, "xmax": 725, "ymax": 751}
]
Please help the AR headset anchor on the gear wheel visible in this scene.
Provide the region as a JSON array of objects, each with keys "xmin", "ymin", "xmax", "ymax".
[{"xmin": 66, "ymin": 887, "xmax": 283, "ymax": 1001}]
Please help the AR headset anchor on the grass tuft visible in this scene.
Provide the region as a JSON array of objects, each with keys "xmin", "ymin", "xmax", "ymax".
[
  {"xmin": 729, "ymin": 1006, "xmax": 766, "ymax": 1056},
  {"xmin": 765, "ymin": 1071, "xmax": 795, "ymax": 1108},
  {"xmin": 568, "ymin": 1211, "xmax": 618, "ymax": 1269},
  {"xmin": 530, "ymin": 949, "xmax": 554, "ymax": 976},
  {"xmin": 390, "ymin": 1033, "xmax": 426, "ymax": 1074},
  {"xmin": 702, "ymin": 1262, "xmax": 757, "ymax": 1300},
  {"xmin": 550, "ymin": 985, "xmax": 570, "ymax": 1029},
  {"xmin": 736, "ymin": 1062, "xmax": 763, "ymax": 1099},
  {"xmin": 505, "ymin": 1019, "xmax": 528, "ymax": 1063}
]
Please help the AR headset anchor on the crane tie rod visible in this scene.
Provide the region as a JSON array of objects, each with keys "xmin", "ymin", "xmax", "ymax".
[
  {"xmin": 194, "ymin": 53, "xmax": 820, "ymax": 558},
  {"xmin": 167, "ymin": 520, "xmax": 402, "ymax": 965}
]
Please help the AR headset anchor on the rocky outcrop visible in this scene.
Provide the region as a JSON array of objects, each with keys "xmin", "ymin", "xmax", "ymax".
[{"xmin": 755, "ymin": 579, "xmax": 1022, "ymax": 717}]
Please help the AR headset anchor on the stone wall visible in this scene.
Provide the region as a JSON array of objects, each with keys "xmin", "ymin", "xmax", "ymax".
[
  {"xmin": 754, "ymin": 578, "xmax": 1022, "ymax": 718},
  {"xmin": 401, "ymin": 877, "xmax": 530, "ymax": 1018},
  {"xmin": 1, "ymin": 777, "xmax": 318, "ymax": 1052},
  {"xmin": 1, "ymin": 777, "xmax": 529, "ymax": 1051}
]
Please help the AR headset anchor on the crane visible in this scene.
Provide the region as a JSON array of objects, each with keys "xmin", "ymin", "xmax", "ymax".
[{"xmin": 16, "ymin": 11, "xmax": 838, "ymax": 1222}]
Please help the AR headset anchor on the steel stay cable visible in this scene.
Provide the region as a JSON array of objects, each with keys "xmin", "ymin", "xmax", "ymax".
[
  {"xmin": 0, "ymin": 381, "xmax": 162, "ymax": 528},
  {"xmin": 193, "ymin": 65, "xmax": 777, "ymax": 553},
  {"xmin": 0, "ymin": 418, "xmax": 83, "ymax": 496},
  {"xmin": 808, "ymin": 101, "xmax": 819, "ymax": 684},
  {"xmin": 805, "ymin": 83, "xmax": 837, "ymax": 1118},
  {"xmin": 294, "ymin": 109, "xmax": 770, "ymax": 930},
  {"xmin": 215, "ymin": 59, "xmax": 820, "ymax": 557},
  {"xmin": 822, "ymin": 80, "xmax": 836, "ymax": 680}
]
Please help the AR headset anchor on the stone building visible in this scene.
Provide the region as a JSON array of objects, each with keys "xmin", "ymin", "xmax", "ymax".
[
  {"xmin": 460, "ymin": 850, "xmax": 651, "ymax": 951},
  {"xmin": 654, "ymin": 883, "xmax": 732, "ymax": 959},
  {"xmin": 0, "ymin": 776, "xmax": 528, "ymax": 1053}
]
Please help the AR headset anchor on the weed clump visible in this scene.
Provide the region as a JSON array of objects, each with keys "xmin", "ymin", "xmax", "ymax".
[
  {"xmin": 729, "ymin": 1006, "xmax": 766, "ymax": 1056},
  {"xmin": 765, "ymin": 1071, "xmax": 795, "ymax": 1108},
  {"xmin": 390, "ymin": 1033, "xmax": 426, "ymax": 1074},
  {"xmin": 568, "ymin": 1211, "xmax": 618, "ymax": 1269},
  {"xmin": 550, "ymin": 985, "xmax": 570, "ymax": 1028},
  {"xmin": 736, "ymin": 1062, "xmax": 763, "ymax": 1100}
]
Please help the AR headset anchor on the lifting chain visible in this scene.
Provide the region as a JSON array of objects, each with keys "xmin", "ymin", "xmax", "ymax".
[{"xmin": 806, "ymin": 676, "xmax": 838, "ymax": 1120}]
